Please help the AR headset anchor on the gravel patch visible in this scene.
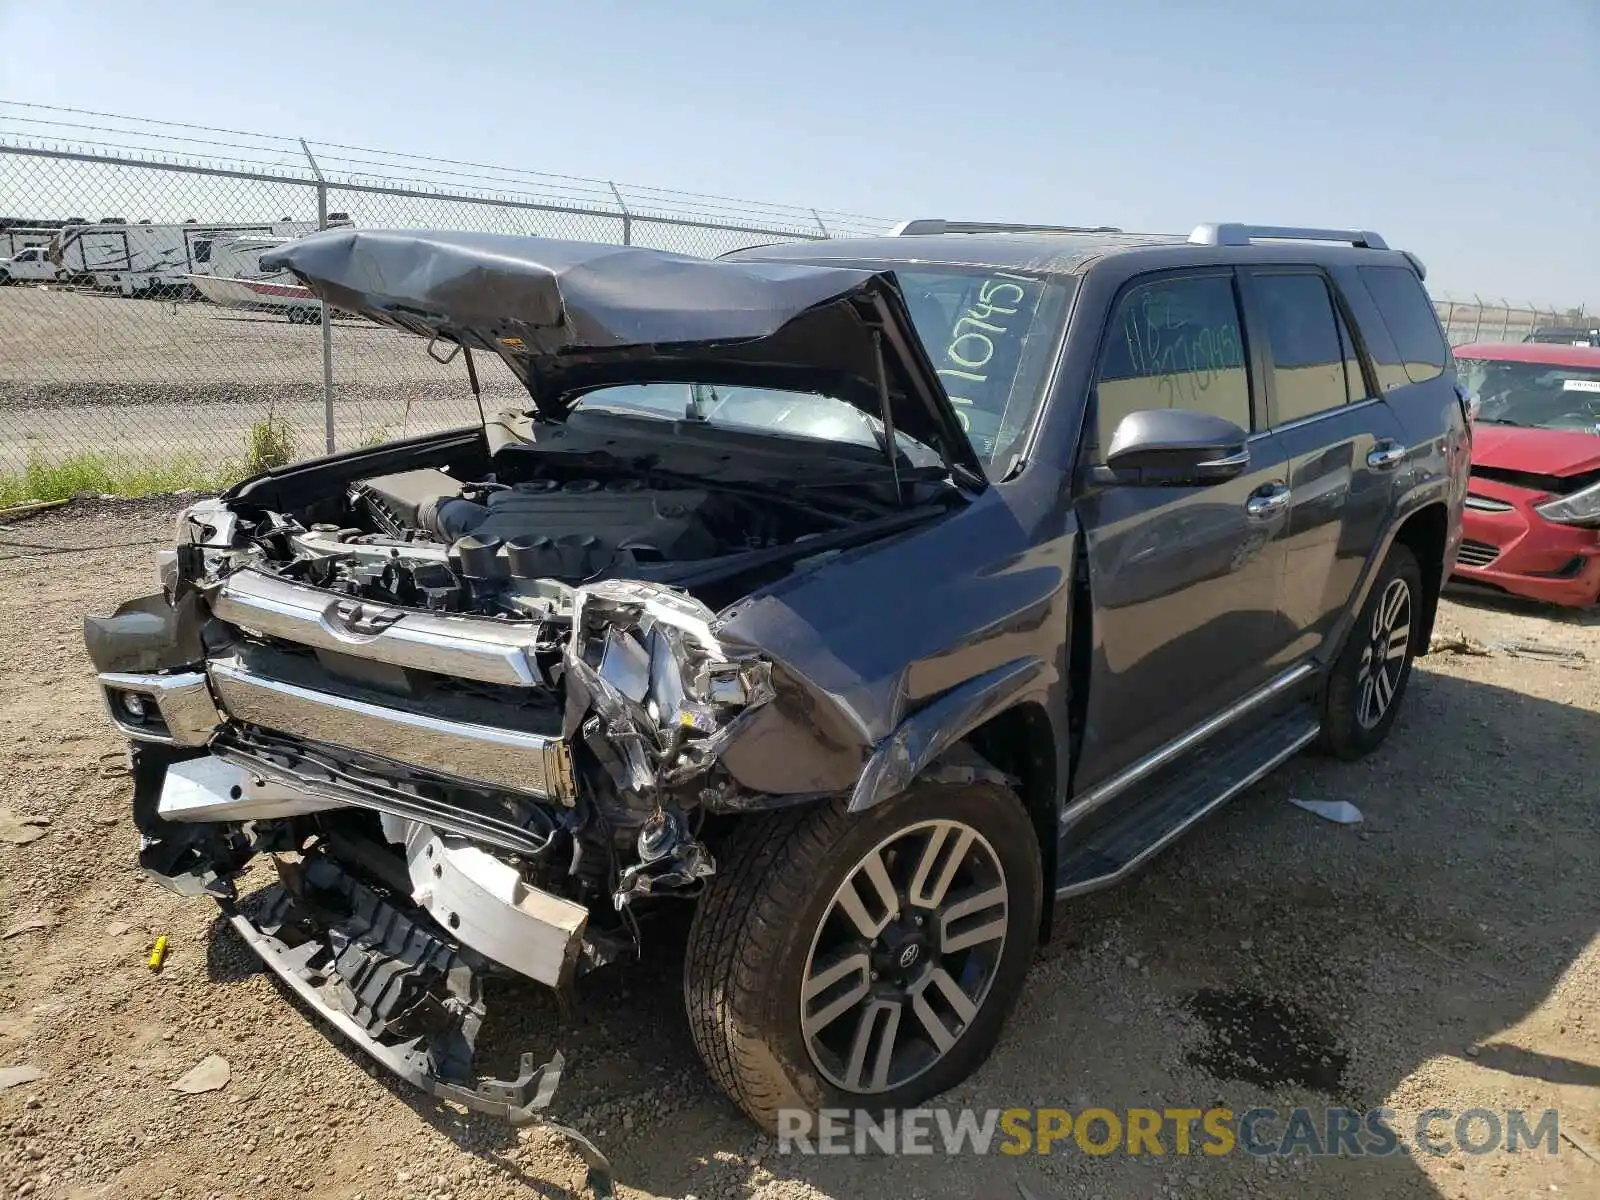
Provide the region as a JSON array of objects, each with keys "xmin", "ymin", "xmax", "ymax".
[{"xmin": 0, "ymin": 498, "xmax": 1596, "ymax": 1198}]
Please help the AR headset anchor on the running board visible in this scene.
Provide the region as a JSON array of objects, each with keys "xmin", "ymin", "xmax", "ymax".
[{"xmin": 1055, "ymin": 712, "xmax": 1320, "ymax": 898}]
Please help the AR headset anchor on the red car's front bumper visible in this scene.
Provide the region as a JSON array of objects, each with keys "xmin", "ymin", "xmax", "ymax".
[{"xmin": 1453, "ymin": 478, "xmax": 1600, "ymax": 607}]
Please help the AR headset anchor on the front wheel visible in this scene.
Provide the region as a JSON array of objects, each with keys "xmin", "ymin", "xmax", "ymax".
[
  {"xmin": 684, "ymin": 781, "xmax": 1042, "ymax": 1131},
  {"xmin": 1318, "ymin": 542, "xmax": 1423, "ymax": 759}
]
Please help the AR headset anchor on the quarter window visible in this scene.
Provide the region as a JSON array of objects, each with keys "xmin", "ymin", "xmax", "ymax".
[
  {"xmin": 1358, "ymin": 265, "xmax": 1450, "ymax": 386},
  {"xmin": 1094, "ymin": 274, "xmax": 1251, "ymax": 449},
  {"xmin": 1254, "ymin": 273, "xmax": 1352, "ymax": 423}
]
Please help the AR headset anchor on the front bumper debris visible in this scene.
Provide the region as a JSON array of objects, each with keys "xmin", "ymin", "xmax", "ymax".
[{"xmin": 226, "ymin": 853, "xmax": 615, "ymax": 1197}]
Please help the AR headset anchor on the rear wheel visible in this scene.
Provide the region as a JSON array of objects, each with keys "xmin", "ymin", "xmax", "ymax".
[
  {"xmin": 684, "ymin": 781, "xmax": 1042, "ymax": 1130},
  {"xmin": 1318, "ymin": 543, "xmax": 1422, "ymax": 759}
]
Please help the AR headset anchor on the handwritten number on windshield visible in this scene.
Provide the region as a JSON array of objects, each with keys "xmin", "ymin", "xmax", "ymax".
[{"xmin": 935, "ymin": 273, "xmax": 1035, "ymax": 432}]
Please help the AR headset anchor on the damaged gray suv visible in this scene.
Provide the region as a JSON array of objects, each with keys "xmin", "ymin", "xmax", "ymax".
[{"xmin": 87, "ymin": 220, "xmax": 1469, "ymax": 1146}]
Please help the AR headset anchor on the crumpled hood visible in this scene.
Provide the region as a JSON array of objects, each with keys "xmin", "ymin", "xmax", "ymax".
[
  {"xmin": 261, "ymin": 228, "xmax": 986, "ymax": 482},
  {"xmin": 1471, "ymin": 424, "xmax": 1600, "ymax": 477}
]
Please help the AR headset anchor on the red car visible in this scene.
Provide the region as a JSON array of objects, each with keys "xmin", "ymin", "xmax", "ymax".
[{"xmin": 1452, "ymin": 342, "xmax": 1600, "ymax": 606}]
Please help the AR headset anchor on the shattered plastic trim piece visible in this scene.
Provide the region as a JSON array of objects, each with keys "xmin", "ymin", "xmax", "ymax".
[{"xmin": 222, "ymin": 898, "xmax": 616, "ymax": 1197}]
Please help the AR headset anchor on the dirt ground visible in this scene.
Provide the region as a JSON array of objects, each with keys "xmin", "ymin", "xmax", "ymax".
[
  {"xmin": 1, "ymin": 499, "xmax": 1597, "ymax": 1200},
  {"xmin": 0, "ymin": 287, "xmax": 519, "ymax": 469}
]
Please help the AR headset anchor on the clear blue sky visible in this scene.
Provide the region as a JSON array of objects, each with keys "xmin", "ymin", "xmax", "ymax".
[{"xmin": 2, "ymin": 0, "xmax": 1595, "ymax": 305}]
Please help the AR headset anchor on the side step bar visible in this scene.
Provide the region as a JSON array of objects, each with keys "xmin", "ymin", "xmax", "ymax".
[{"xmin": 1056, "ymin": 711, "xmax": 1320, "ymax": 899}]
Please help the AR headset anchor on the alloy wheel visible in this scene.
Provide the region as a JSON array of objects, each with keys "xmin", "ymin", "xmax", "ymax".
[
  {"xmin": 799, "ymin": 819, "xmax": 1009, "ymax": 1094},
  {"xmin": 1356, "ymin": 577, "xmax": 1412, "ymax": 729}
]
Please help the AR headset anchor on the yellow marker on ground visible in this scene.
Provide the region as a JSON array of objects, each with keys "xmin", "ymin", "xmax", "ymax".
[{"xmin": 148, "ymin": 935, "xmax": 169, "ymax": 971}]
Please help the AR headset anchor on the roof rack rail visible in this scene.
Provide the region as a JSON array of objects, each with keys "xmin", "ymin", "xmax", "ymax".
[
  {"xmin": 1188, "ymin": 223, "xmax": 1389, "ymax": 250},
  {"xmin": 888, "ymin": 219, "xmax": 1123, "ymax": 237}
]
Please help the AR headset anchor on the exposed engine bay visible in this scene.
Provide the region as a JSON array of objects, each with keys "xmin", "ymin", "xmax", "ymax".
[{"xmin": 264, "ymin": 457, "xmax": 853, "ymax": 620}]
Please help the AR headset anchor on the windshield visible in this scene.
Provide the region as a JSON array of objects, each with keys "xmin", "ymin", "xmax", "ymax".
[
  {"xmin": 1458, "ymin": 357, "xmax": 1600, "ymax": 436},
  {"xmin": 894, "ymin": 267, "xmax": 1072, "ymax": 473},
  {"xmin": 571, "ymin": 382, "xmax": 945, "ymax": 466},
  {"xmin": 565, "ymin": 265, "xmax": 1073, "ymax": 478}
]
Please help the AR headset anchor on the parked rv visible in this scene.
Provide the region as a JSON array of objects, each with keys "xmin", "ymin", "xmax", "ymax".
[
  {"xmin": 188, "ymin": 230, "xmax": 345, "ymax": 322},
  {"xmin": 46, "ymin": 219, "xmax": 324, "ymax": 297}
]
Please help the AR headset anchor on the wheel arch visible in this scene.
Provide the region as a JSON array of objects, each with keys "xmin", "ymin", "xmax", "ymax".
[
  {"xmin": 1392, "ymin": 502, "xmax": 1449, "ymax": 656},
  {"xmin": 1324, "ymin": 499, "xmax": 1452, "ymax": 669},
  {"xmin": 959, "ymin": 700, "xmax": 1061, "ymax": 940},
  {"xmin": 847, "ymin": 669, "xmax": 1063, "ymax": 942}
]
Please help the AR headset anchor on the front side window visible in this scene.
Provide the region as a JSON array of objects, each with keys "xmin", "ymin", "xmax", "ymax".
[
  {"xmin": 1094, "ymin": 273, "xmax": 1251, "ymax": 449},
  {"xmin": 13, "ymin": 249, "xmax": 36, "ymax": 262},
  {"xmin": 1254, "ymin": 272, "xmax": 1353, "ymax": 423},
  {"xmin": 1456, "ymin": 357, "xmax": 1600, "ymax": 435}
]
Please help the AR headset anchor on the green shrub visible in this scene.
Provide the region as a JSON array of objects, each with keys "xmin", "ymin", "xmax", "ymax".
[{"xmin": 243, "ymin": 413, "xmax": 294, "ymax": 475}]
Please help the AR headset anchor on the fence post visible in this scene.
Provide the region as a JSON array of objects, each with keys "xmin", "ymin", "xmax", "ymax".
[
  {"xmin": 609, "ymin": 182, "xmax": 632, "ymax": 246},
  {"xmin": 1471, "ymin": 294, "xmax": 1484, "ymax": 342},
  {"xmin": 300, "ymin": 138, "xmax": 335, "ymax": 454},
  {"xmin": 1499, "ymin": 299, "xmax": 1512, "ymax": 341},
  {"xmin": 811, "ymin": 208, "xmax": 829, "ymax": 238}
]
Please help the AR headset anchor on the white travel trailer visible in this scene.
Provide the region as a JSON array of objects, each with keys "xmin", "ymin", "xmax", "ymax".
[{"xmin": 48, "ymin": 219, "xmax": 327, "ymax": 297}]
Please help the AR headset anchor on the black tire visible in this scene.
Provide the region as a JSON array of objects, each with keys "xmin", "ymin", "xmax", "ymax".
[
  {"xmin": 0, "ymin": 269, "xmax": 10, "ymax": 285},
  {"xmin": 684, "ymin": 782, "xmax": 1042, "ymax": 1131},
  {"xmin": 1318, "ymin": 542, "xmax": 1423, "ymax": 759}
]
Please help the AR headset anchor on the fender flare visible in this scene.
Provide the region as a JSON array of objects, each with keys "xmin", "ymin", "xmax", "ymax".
[
  {"xmin": 1320, "ymin": 491, "xmax": 1452, "ymax": 672},
  {"xmin": 847, "ymin": 656, "xmax": 1049, "ymax": 813}
]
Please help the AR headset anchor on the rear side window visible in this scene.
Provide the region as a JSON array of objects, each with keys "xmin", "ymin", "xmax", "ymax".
[
  {"xmin": 1358, "ymin": 265, "xmax": 1450, "ymax": 386},
  {"xmin": 1094, "ymin": 273, "xmax": 1251, "ymax": 449},
  {"xmin": 1254, "ymin": 273, "xmax": 1352, "ymax": 423}
]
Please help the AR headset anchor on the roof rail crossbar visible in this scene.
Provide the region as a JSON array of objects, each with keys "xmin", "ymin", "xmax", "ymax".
[
  {"xmin": 888, "ymin": 219, "xmax": 1123, "ymax": 237},
  {"xmin": 1188, "ymin": 223, "xmax": 1389, "ymax": 250}
]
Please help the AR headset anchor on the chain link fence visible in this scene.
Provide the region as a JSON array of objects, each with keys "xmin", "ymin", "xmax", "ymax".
[
  {"xmin": 1, "ymin": 102, "xmax": 1592, "ymax": 505},
  {"xmin": 0, "ymin": 104, "xmax": 884, "ymax": 502},
  {"xmin": 1434, "ymin": 297, "xmax": 1595, "ymax": 348}
]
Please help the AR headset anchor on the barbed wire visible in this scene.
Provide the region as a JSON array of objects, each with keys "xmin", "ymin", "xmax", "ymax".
[{"xmin": 0, "ymin": 100, "xmax": 885, "ymax": 231}]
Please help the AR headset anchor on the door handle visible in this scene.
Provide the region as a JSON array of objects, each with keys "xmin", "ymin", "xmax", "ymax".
[
  {"xmin": 1368, "ymin": 440, "xmax": 1408, "ymax": 470},
  {"xmin": 1245, "ymin": 483, "xmax": 1291, "ymax": 520}
]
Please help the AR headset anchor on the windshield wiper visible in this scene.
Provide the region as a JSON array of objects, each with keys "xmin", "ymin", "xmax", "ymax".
[{"xmin": 686, "ymin": 383, "xmax": 720, "ymax": 422}]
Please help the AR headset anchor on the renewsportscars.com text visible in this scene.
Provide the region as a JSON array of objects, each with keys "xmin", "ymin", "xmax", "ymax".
[{"xmin": 778, "ymin": 1106, "xmax": 1562, "ymax": 1158}]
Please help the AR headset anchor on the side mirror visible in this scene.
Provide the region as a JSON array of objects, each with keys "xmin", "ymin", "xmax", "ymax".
[{"xmin": 1099, "ymin": 409, "xmax": 1250, "ymax": 484}]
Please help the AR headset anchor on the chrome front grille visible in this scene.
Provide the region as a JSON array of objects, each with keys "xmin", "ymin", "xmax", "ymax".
[
  {"xmin": 1456, "ymin": 539, "xmax": 1500, "ymax": 568},
  {"xmin": 212, "ymin": 568, "xmax": 545, "ymax": 687},
  {"xmin": 205, "ymin": 655, "xmax": 575, "ymax": 805}
]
